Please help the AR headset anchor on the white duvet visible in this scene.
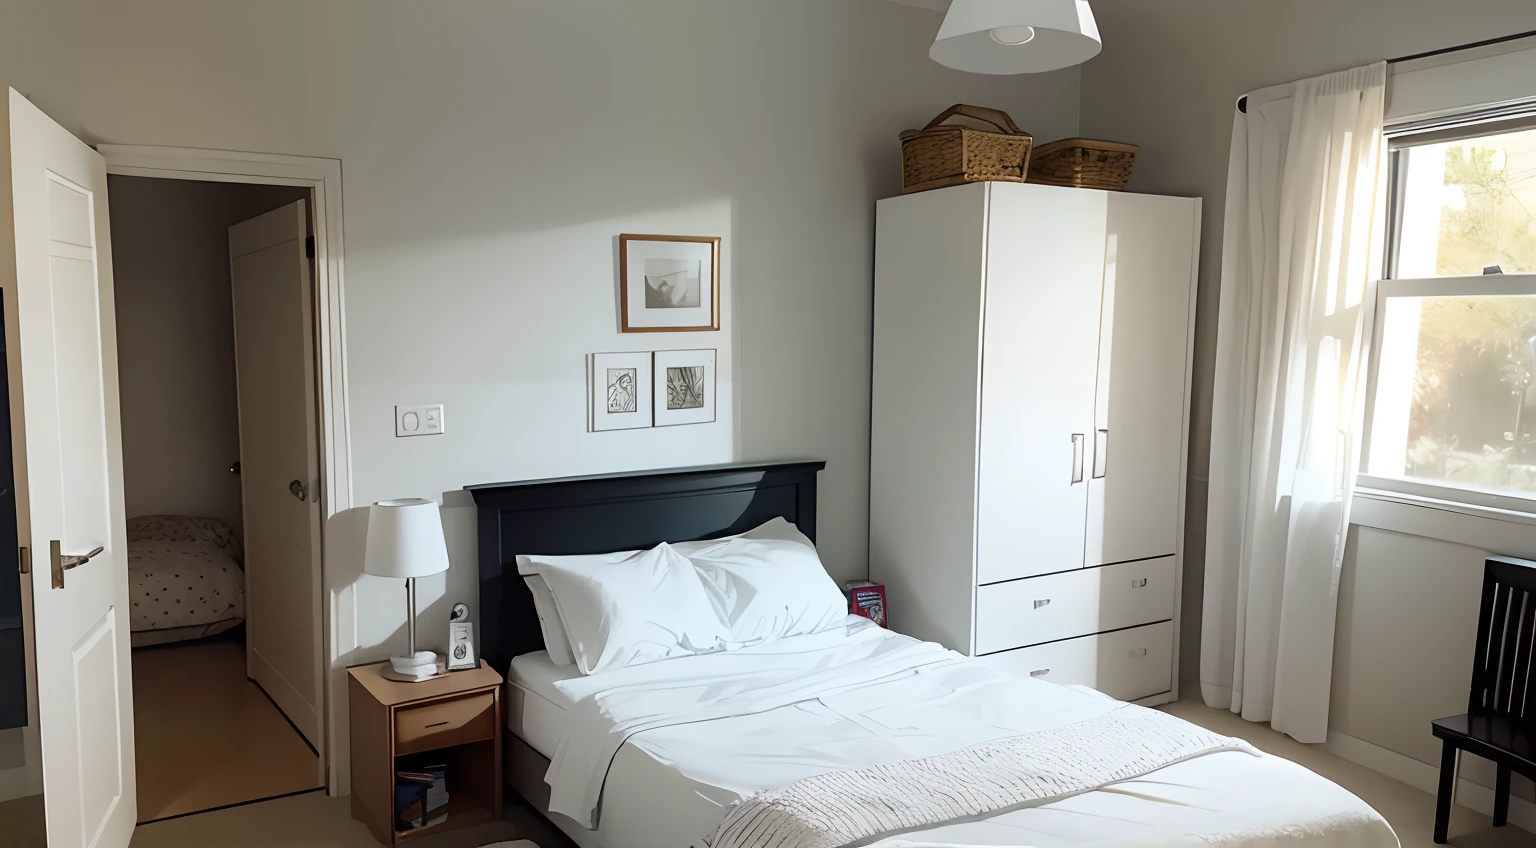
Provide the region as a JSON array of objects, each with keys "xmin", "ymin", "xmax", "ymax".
[{"xmin": 540, "ymin": 619, "xmax": 1398, "ymax": 848}]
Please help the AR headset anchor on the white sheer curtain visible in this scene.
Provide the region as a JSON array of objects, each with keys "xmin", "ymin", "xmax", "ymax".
[{"xmin": 1202, "ymin": 62, "xmax": 1387, "ymax": 744}]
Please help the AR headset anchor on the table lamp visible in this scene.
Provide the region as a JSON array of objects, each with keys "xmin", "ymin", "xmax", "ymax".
[{"xmin": 365, "ymin": 498, "xmax": 451, "ymax": 682}]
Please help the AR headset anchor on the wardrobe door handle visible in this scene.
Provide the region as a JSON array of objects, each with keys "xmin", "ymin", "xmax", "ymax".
[
  {"xmin": 1093, "ymin": 429, "xmax": 1108, "ymax": 479},
  {"xmin": 1070, "ymin": 434, "xmax": 1085, "ymax": 484}
]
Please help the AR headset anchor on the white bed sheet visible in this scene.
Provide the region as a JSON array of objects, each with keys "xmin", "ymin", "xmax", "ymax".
[
  {"xmin": 505, "ymin": 650, "xmax": 579, "ymax": 759},
  {"xmin": 534, "ymin": 621, "xmax": 1397, "ymax": 848}
]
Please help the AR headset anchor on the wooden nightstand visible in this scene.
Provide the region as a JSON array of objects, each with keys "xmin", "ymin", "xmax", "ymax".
[{"xmin": 348, "ymin": 663, "xmax": 504, "ymax": 846}]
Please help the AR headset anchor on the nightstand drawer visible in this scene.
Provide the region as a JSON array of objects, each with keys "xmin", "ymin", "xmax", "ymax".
[{"xmin": 394, "ymin": 691, "xmax": 496, "ymax": 756}]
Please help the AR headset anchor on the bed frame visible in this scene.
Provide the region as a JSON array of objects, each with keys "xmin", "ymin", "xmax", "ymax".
[{"xmin": 466, "ymin": 460, "xmax": 825, "ymax": 843}]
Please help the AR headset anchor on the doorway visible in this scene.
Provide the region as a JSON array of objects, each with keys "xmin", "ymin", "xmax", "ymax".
[{"xmin": 107, "ymin": 175, "xmax": 326, "ymax": 822}]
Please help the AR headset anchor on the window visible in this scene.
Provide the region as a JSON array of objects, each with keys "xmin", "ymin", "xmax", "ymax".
[
  {"xmin": 1389, "ymin": 124, "xmax": 1536, "ymax": 278},
  {"xmin": 1362, "ymin": 118, "xmax": 1536, "ymax": 512}
]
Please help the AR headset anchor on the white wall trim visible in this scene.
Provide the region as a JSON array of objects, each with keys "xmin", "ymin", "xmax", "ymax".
[
  {"xmin": 1326, "ymin": 730, "xmax": 1535, "ymax": 835},
  {"xmin": 96, "ymin": 145, "xmax": 354, "ymax": 796}
]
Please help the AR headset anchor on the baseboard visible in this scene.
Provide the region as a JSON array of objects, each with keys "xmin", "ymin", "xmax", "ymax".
[
  {"xmin": 1326, "ymin": 730, "xmax": 1535, "ymax": 834},
  {"xmin": 249, "ymin": 648, "xmax": 319, "ymax": 749}
]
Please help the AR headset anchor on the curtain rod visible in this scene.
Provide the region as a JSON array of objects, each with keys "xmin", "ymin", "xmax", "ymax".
[{"xmin": 1237, "ymin": 28, "xmax": 1536, "ymax": 114}]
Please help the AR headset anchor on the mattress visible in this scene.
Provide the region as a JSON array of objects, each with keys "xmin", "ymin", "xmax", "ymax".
[
  {"xmin": 515, "ymin": 623, "xmax": 1397, "ymax": 848},
  {"xmin": 505, "ymin": 650, "xmax": 580, "ymax": 759},
  {"xmin": 127, "ymin": 539, "xmax": 244, "ymax": 639}
]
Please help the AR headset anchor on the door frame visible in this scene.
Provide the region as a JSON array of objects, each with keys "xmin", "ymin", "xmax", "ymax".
[{"xmin": 97, "ymin": 145, "xmax": 353, "ymax": 795}]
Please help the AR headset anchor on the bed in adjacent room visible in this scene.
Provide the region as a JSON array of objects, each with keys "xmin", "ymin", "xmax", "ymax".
[
  {"xmin": 468, "ymin": 463, "xmax": 1400, "ymax": 848},
  {"xmin": 126, "ymin": 515, "xmax": 245, "ymax": 647}
]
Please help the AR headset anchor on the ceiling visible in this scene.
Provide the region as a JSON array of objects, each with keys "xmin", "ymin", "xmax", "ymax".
[{"xmin": 883, "ymin": 0, "xmax": 951, "ymax": 11}]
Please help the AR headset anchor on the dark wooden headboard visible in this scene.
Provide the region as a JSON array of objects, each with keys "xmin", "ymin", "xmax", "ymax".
[{"xmin": 466, "ymin": 460, "xmax": 825, "ymax": 674}]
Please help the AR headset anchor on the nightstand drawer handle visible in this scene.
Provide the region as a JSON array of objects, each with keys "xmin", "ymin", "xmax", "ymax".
[
  {"xmin": 1129, "ymin": 647, "xmax": 1148, "ymax": 658},
  {"xmin": 424, "ymin": 721, "xmax": 450, "ymax": 729},
  {"xmin": 1030, "ymin": 668, "xmax": 1050, "ymax": 677},
  {"xmin": 1033, "ymin": 599, "xmax": 1051, "ymax": 609},
  {"xmin": 1131, "ymin": 578, "xmax": 1148, "ymax": 588}
]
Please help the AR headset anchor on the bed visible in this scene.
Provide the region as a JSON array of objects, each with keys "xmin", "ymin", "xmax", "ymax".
[
  {"xmin": 126, "ymin": 515, "xmax": 245, "ymax": 648},
  {"xmin": 468, "ymin": 462, "xmax": 1399, "ymax": 848}
]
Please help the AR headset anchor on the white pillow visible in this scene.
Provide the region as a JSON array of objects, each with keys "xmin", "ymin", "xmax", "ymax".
[
  {"xmin": 525, "ymin": 542, "xmax": 729, "ymax": 675},
  {"xmin": 674, "ymin": 518, "xmax": 848, "ymax": 646},
  {"xmin": 522, "ymin": 573, "xmax": 577, "ymax": 666}
]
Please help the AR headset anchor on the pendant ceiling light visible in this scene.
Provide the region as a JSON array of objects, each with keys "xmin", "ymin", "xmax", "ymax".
[{"xmin": 931, "ymin": 0, "xmax": 1102, "ymax": 75}]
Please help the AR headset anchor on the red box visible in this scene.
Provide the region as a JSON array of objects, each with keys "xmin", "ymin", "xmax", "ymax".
[{"xmin": 845, "ymin": 581, "xmax": 887, "ymax": 628}]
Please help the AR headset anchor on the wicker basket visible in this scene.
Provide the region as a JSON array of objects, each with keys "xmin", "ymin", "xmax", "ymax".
[
  {"xmin": 900, "ymin": 105, "xmax": 1033, "ymax": 195},
  {"xmin": 1027, "ymin": 138, "xmax": 1139, "ymax": 191}
]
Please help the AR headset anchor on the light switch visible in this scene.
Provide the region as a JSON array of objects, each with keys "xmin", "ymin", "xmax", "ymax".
[{"xmin": 396, "ymin": 404, "xmax": 445, "ymax": 437}]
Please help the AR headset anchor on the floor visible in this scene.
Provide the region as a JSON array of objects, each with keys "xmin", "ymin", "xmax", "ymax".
[
  {"xmin": 0, "ymin": 685, "xmax": 1528, "ymax": 847},
  {"xmin": 131, "ymin": 635, "xmax": 321, "ymax": 822}
]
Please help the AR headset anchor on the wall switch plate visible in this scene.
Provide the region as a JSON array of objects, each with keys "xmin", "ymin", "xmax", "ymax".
[{"xmin": 396, "ymin": 404, "xmax": 444, "ymax": 437}]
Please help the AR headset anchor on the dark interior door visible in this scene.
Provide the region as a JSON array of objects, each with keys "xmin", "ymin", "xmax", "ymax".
[{"xmin": 0, "ymin": 299, "xmax": 23, "ymax": 730}]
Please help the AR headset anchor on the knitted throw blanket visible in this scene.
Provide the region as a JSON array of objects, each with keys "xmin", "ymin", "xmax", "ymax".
[{"xmin": 704, "ymin": 705, "xmax": 1258, "ymax": 848}]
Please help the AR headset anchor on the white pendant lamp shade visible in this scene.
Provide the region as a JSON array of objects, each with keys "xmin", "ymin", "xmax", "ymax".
[
  {"xmin": 364, "ymin": 498, "xmax": 450, "ymax": 579},
  {"xmin": 931, "ymin": 0, "xmax": 1102, "ymax": 75}
]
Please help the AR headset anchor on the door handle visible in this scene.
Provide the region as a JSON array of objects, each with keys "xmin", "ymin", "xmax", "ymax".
[
  {"xmin": 1070, "ymin": 434, "xmax": 1085, "ymax": 484},
  {"xmin": 290, "ymin": 479, "xmax": 307, "ymax": 501},
  {"xmin": 1093, "ymin": 429, "xmax": 1108, "ymax": 479},
  {"xmin": 51, "ymin": 540, "xmax": 104, "ymax": 590}
]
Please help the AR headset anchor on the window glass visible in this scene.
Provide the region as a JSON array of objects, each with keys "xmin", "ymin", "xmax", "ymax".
[
  {"xmin": 1367, "ymin": 293, "xmax": 1536, "ymax": 494},
  {"xmin": 1395, "ymin": 127, "xmax": 1536, "ymax": 278}
]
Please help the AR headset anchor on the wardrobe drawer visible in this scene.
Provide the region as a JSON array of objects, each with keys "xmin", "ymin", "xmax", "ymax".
[
  {"xmin": 394, "ymin": 691, "xmax": 496, "ymax": 756},
  {"xmin": 980, "ymin": 621, "xmax": 1173, "ymax": 702},
  {"xmin": 974, "ymin": 556, "xmax": 1175, "ymax": 654}
]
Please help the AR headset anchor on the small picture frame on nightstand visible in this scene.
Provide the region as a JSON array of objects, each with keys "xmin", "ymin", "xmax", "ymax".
[{"xmin": 447, "ymin": 621, "xmax": 476, "ymax": 671}]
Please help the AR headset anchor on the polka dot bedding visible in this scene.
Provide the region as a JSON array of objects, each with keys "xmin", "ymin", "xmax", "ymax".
[{"xmin": 126, "ymin": 517, "xmax": 245, "ymax": 635}]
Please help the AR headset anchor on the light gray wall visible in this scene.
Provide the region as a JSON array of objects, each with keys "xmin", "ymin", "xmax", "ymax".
[
  {"xmin": 1081, "ymin": 0, "xmax": 1536, "ymax": 690},
  {"xmin": 0, "ymin": 0, "xmax": 1078, "ymax": 785},
  {"xmin": 110, "ymin": 176, "xmax": 310, "ymax": 535}
]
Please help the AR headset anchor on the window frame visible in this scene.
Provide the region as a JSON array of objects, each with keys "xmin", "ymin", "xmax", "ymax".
[
  {"xmin": 1358, "ymin": 273, "xmax": 1536, "ymax": 514},
  {"xmin": 1358, "ymin": 114, "xmax": 1536, "ymax": 516}
]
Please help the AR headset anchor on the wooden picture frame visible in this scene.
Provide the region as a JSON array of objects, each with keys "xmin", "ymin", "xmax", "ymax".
[{"xmin": 619, "ymin": 234, "xmax": 721, "ymax": 333}]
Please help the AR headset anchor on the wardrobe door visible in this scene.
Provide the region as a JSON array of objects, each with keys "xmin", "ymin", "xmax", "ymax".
[
  {"xmin": 1084, "ymin": 193, "xmax": 1200, "ymax": 567},
  {"xmin": 975, "ymin": 184, "xmax": 1107, "ymax": 585}
]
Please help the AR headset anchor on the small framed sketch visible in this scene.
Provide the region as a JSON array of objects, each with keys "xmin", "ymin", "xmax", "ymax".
[
  {"xmin": 620, "ymin": 234, "xmax": 720, "ymax": 333},
  {"xmin": 653, "ymin": 349, "xmax": 717, "ymax": 427},
  {"xmin": 590, "ymin": 351, "xmax": 654, "ymax": 432}
]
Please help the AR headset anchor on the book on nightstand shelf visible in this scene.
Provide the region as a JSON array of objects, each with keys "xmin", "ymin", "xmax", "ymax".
[
  {"xmin": 845, "ymin": 581, "xmax": 887, "ymax": 628},
  {"xmin": 395, "ymin": 764, "xmax": 448, "ymax": 831}
]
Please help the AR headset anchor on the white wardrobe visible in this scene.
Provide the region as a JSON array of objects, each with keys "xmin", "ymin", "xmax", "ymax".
[{"xmin": 870, "ymin": 181, "xmax": 1199, "ymax": 705}]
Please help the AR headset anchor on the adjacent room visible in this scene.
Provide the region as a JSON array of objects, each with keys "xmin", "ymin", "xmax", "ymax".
[
  {"xmin": 108, "ymin": 175, "xmax": 325, "ymax": 822},
  {"xmin": 0, "ymin": 2, "xmax": 1533, "ymax": 848}
]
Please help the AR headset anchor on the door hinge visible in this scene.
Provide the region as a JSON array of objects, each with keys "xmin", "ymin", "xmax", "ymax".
[{"xmin": 305, "ymin": 235, "xmax": 315, "ymax": 259}]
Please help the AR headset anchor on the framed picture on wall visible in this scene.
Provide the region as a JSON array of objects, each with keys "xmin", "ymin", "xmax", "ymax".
[
  {"xmin": 653, "ymin": 349, "xmax": 717, "ymax": 427},
  {"xmin": 619, "ymin": 234, "xmax": 720, "ymax": 333},
  {"xmin": 589, "ymin": 351, "xmax": 654, "ymax": 432}
]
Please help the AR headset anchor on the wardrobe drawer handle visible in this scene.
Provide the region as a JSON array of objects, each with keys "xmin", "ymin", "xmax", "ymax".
[
  {"xmin": 1030, "ymin": 668, "xmax": 1050, "ymax": 677},
  {"xmin": 1128, "ymin": 648, "xmax": 1148, "ymax": 658},
  {"xmin": 1131, "ymin": 578, "xmax": 1148, "ymax": 589},
  {"xmin": 1033, "ymin": 599, "xmax": 1051, "ymax": 609}
]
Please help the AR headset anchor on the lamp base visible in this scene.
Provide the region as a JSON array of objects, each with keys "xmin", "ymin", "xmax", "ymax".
[{"xmin": 383, "ymin": 651, "xmax": 439, "ymax": 683}]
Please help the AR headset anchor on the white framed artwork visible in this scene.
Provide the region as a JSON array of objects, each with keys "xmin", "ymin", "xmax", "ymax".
[
  {"xmin": 619, "ymin": 234, "xmax": 720, "ymax": 332},
  {"xmin": 589, "ymin": 352, "xmax": 654, "ymax": 432},
  {"xmin": 653, "ymin": 349, "xmax": 717, "ymax": 427}
]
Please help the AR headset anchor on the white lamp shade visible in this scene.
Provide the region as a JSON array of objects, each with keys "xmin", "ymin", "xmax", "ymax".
[
  {"xmin": 364, "ymin": 498, "xmax": 450, "ymax": 579},
  {"xmin": 931, "ymin": 0, "xmax": 1102, "ymax": 75}
]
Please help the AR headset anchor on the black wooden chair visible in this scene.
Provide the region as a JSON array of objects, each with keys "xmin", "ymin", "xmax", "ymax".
[{"xmin": 1432, "ymin": 556, "xmax": 1536, "ymax": 843}]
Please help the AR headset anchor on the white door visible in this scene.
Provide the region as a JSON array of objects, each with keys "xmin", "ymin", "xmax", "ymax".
[
  {"xmin": 229, "ymin": 201, "xmax": 323, "ymax": 750},
  {"xmin": 1084, "ymin": 193, "xmax": 1200, "ymax": 567},
  {"xmin": 975, "ymin": 183, "xmax": 1107, "ymax": 585},
  {"xmin": 2, "ymin": 89, "xmax": 136, "ymax": 847}
]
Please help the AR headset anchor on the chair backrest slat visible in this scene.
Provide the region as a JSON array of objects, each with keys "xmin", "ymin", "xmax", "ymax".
[{"xmin": 1472, "ymin": 558, "xmax": 1536, "ymax": 723}]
